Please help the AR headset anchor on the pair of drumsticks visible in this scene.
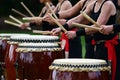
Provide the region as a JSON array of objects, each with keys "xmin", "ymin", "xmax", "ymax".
[
  {"xmin": 4, "ymin": 2, "xmax": 57, "ymax": 34},
  {"xmin": 4, "ymin": 2, "xmax": 34, "ymax": 31}
]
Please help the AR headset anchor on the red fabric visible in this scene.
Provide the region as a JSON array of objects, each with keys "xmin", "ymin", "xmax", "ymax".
[
  {"xmin": 61, "ymin": 33, "xmax": 69, "ymax": 51},
  {"xmin": 60, "ymin": 28, "xmax": 77, "ymax": 51},
  {"xmin": 91, "ymin": 39, "xmax": 96, "ymax": 45},
  {"xmin": 105, "ymin": 35, "xmax": 118, "ymax": 80}
]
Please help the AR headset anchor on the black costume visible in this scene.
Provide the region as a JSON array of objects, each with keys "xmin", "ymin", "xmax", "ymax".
[
  {"xmin": 90, "ymin": 1, "xmax": 117, "ymax": 80},
  {"xmin": 57, "ymin": 0, "xmax": 82, "ymax": 58}
]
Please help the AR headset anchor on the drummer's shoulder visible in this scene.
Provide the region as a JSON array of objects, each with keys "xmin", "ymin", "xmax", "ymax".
[
  {"xmin": 103, "ymin": 0, "xmax": 116, "ymax": 6},
  {"xmin": 62, "ymin": 0, "xmax": 72, "ymax": 6},
  {"xmin": 102, "ymin": 0, "xmax": 116, "ymax": 10}
]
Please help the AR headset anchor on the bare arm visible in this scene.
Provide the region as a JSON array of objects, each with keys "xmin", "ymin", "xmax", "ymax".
[
  {"xmin": 59, "ymin": 0, "xmax": 72, "ymax": 12},
  {"xmin": 66, "ymin": 1, "xmax": 94, "ymax": 28},
  {"xmin": 58, "ymin": 0, "xmax": 85, "ymax": 19},
  {"xmin": 85, "ymin": 1, "xmax": 116, "ymax": 35}
]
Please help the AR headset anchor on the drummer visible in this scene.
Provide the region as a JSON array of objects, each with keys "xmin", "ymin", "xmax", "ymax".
[
  {"xmin": 45, "ymin": 0, "xmax": 95, "ymax": 58},
  {"xmin": 99, "ymin": 24, "xmax": 120, "ymax": 80},
  {"xmin": 52, "ymin": 0, "xmax": 72, "ymax": 58},
  {"xmin": 20, "ymin": 0, "xmax": 72, "ymax": 58},
  {"xmin": 20, "ymin": 0, "xmax": 55, "ymax": 30},
  {"xmin": 51, "ymin": 0, "xmax": 117, "ymax": 80}
]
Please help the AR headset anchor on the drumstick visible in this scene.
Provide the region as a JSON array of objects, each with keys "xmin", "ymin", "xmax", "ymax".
[
  {"xmin": 33, "ymin": 30, "xmax": 52, "ymax": 35},
  {"xmin": 23, "ymin": 17, "xmax": 43, "ymax": 21},
  {"xmin": 46, "ymin": 2, "xmax": 58, "ymax": 19},
  {"xmin": 4, "ymin": 20, "xmax": 21, "ymax": 27},
  {"xmin": 80, "ymin": 11, "xmax": 100, "ymax": 27},
  {"xmin": 9, "ymin": 15, "xmax": 31, "ymax": 30},
  {"xmin": 4, "ymin": 20, "xmax": 31, "ymax": 30},
  {"xmin": 48, "ymin": 13, "xmax": 67, "ymax": 32},
  {"xmin": 9, "ymin": 15, "xmax": 23, "ymax": 24},
  {"xmin": 72, "ymin": 22, "xmax": 100, "ymax": 30},
  {"xmin": 20, "ymin": 2, "xmax": 35, "ymax": 17},
  {"xmin": 12, "ymin": 8, "xmax": 27, "ymax": 17}
]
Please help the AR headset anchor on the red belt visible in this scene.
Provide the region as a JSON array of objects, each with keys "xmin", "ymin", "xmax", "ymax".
[
  {"xmin": 105, "ymin": 35, "xmax": 118, "ymax": 80},
  {"xmin": 92, "ymin": 35, "xmax": 118, "ymax": 80},
  {"xmin": 60, "ymin": 28, "xmax": 77, "ymax": 51}
]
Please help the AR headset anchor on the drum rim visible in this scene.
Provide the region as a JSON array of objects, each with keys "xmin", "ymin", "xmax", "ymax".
[{"xmin": 49, "ymin": 59, "xmax": 110, "ymax": 72}]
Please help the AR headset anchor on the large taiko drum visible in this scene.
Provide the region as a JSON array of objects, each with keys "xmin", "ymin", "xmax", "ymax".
[
  {"xmin": 16, "ymin": 43, "xmax": 63, "ymax": 80},
  {"xmin": 5, "ymin": 35, "xmax": 61, "ymax": 80},
  {"xmin": 0, "ymin": 34, "xmax": 29, "ymax": 63},
  {"xmin": 0, "ymin": 33, "xmax": 29, "ymax": 79},
  {"xmin": 49, "ymin": 59, "xmax": 110, "ymax": 80}
]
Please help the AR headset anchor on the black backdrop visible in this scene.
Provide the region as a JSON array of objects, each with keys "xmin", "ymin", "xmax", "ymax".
[{"xmin": 0, "ymin": 0, "xmax": 79, "ymax": 16}]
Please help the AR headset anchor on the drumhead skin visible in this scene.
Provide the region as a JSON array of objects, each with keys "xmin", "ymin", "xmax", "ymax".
[
  {"xmin": 10, "ymin": 35, "xmax": 59, "ymax": 43},
  {"xmin": 49, "ymin": 59, "xmax": 110, "ymax": 80}
]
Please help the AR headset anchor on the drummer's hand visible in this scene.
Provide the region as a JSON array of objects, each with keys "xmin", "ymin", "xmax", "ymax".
[
  {"xmin": 57, "ymin": 19, "xmax": 67, "ymax": 25},
  {"xmin": 51, "ymin": 27, "xmax": 62, "ymax": 36},
  {"xmin": 20, "ymin": 22, "xmax": 29, "ymax": 29},
  {"xmin": 43, "ymin": 15, "xmax": 55, "ymax": 25},
  {"xmin": 99, "ymin": 25, "xmax": 113, "ymax": 35},
  {"xmin": 30, "ymin": 19, "xmax": 42, "ymax": 25},
  {"xmin": 65, "ymin": 31, "xmax": 76, "ymax": 39}
]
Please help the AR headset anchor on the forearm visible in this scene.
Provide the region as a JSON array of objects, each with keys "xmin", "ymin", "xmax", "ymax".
[
  {"xmin": 58, "ymin": 1, "xmax": 82, "ymax": 19},
  {"xmin": 59, "ymin": 9, "xmax": 79, "ymax": 19}
]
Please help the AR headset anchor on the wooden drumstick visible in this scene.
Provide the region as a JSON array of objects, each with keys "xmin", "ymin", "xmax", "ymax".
[
  {"xmin": 12, "ymin": 8, "xmax": 27, "ymax": 17},
  {"xmin": 4, "ymin": 20, "xmax": 31, "ymax": 30},
  {"xmin": 20, "ymin": 2, "xmax": 35, "ymax": 17},
  {"xmin": 80, "ymin": 11, "xmax": 100, "ymax": 27},
  {"xmin": 9, "ymin": 15, "xmax": 23, "ymax": 24},
  {"xmin": 72, "ymin": 22, "xmax": 100, "ymax": 30},
  {"xmin": 33, "ymin": 30, "xmax": 52, "ymax": 35},
  {"xmin": 4, "ymin": 20, "xmax": 21, "ymax": 27},
  {"xmin": 48, "ymin": 13, "xmax": 67, "ymax": 32},
  {"xmin": 46, "ymin": 2, "xmax": 58, "ymax": 19},
  {"xmin": 23, "ymin": 17, "xmax": 43, "ymax": 21},
  {"xmin": 9, "ymin": 15, "xmax": 31, "ymax": 30}
]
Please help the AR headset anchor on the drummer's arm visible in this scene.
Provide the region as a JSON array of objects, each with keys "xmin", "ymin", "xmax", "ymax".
[
  {"xmin": 58, "ymin": 0, "xmax": 85, "ymax": 19},
  {"xmin": 59, "ymin": 0, "xmax": 72, "ymax": 12},
  {"xmin": 85, "ymin": 1, "xmax": 116, "ymax": 35},
  {"xmin": 64, "ymin": 2, "xmax": 92, "ymax": 29}
]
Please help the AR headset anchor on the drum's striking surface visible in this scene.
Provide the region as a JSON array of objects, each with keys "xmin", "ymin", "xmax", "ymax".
[{"xmin": 49, "ymin": 59, "xmax": 110, "ymax": 80}]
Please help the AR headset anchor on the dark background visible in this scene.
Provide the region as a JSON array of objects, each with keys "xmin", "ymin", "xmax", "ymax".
[{"xmin": 0, "ymin": 0, "xmax": 79, "ymax": 33}]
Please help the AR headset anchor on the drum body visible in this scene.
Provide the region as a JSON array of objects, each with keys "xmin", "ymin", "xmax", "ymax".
[
  {"xmin": 49, "ymin": 59, "xmax": 110, "ymax": 80},
  {"xmin": 5, "ymin": 35, "xmax": 61, "ymax": 80},
  {"xmin": 0, "ymin": 33, "xmax": 29, "ymax": 79},
  {"xmin": 16, "ymin": 43, "xmax": 63, "ymax": 80}
]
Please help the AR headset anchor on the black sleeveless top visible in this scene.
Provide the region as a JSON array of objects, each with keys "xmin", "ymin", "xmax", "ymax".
[
  {"xmin": 90, "ymin": 0, "xmax": 117, "ymax": 41},
  {"xmin": 41, "ymin": 4, "xmax": 56, "ymax": 31}
]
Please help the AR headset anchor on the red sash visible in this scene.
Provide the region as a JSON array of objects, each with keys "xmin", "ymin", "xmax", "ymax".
[
  {"xmin": 105, "ymin": 35, "xmax": 118, "ymax": 80},
  {"xmin": 91, "ymin": 35, "xmax": 118, "ymax": 80},
  {"xmin": 60, "ymin": 28, "xmax": 77, "ymax": 52}
]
